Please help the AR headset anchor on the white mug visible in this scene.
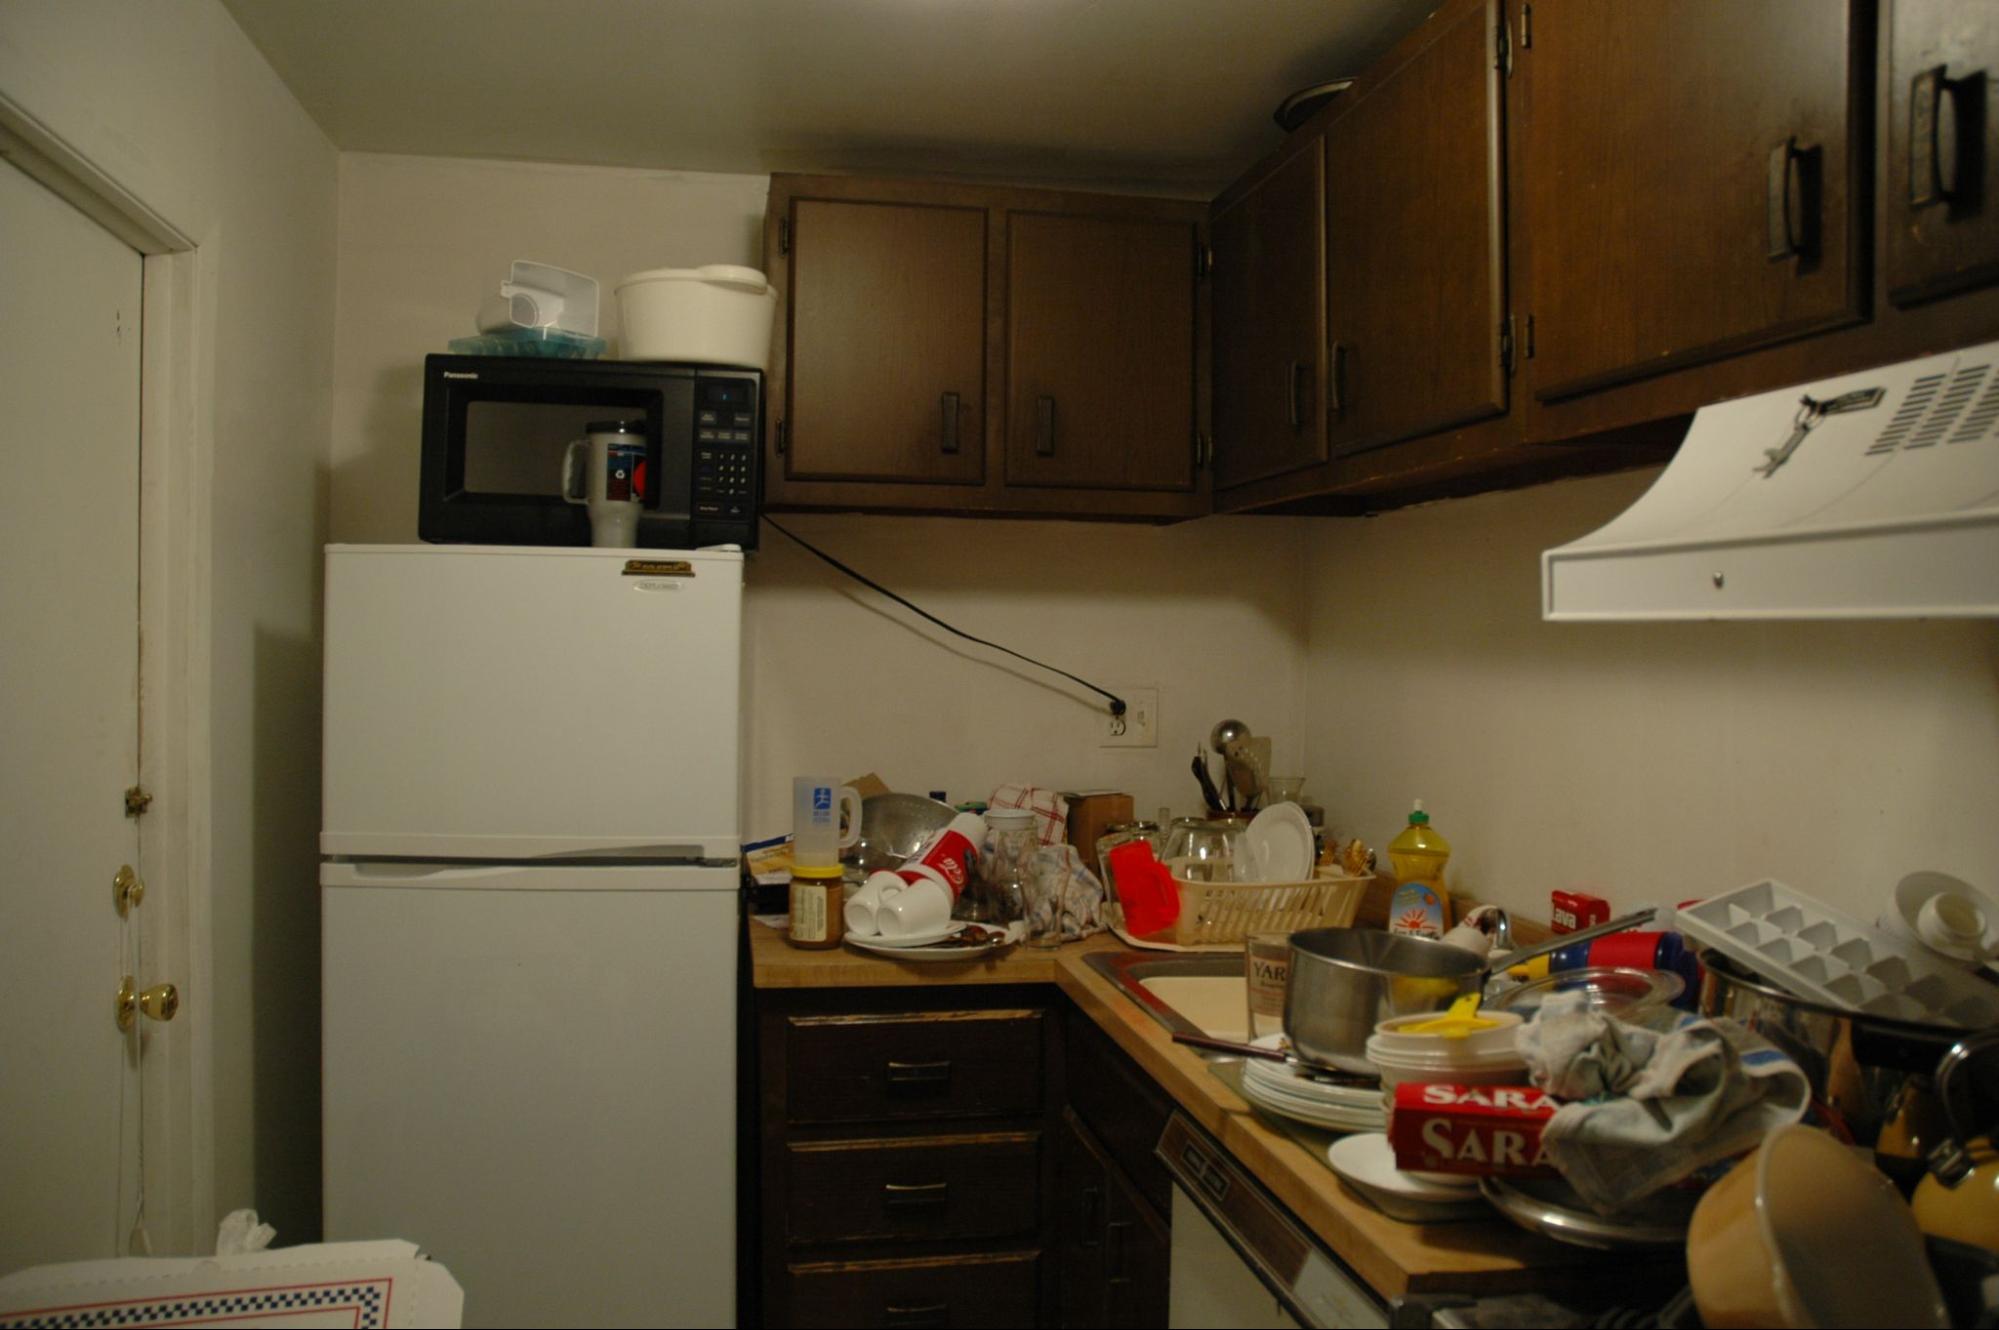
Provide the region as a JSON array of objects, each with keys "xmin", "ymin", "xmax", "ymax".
[
  {"xmin": 877, "ymin": 877, "xmax": 952, "ymax": 938},
  {"xmin": 561, "ymin": 421, "xmax": 646, "ymax": 547}
]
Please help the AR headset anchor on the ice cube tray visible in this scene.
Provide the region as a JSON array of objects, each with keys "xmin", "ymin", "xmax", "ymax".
[{"xmin": 1679, "ymin": 879, "xmax": 1999, "ymax": 1029}]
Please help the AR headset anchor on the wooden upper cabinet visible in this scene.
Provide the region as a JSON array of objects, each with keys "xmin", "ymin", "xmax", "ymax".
[
  {"xmin": 1326, "ymin": 0, "xmax": 1508, "ymax": 457},
  {"xmin": 1524, "ymin": 1, "xmax": 1867, "ymax": 402},
  {"xmin": 1888, "ymin": 0, "xmax": 1999, "ymax": 306},
  {"xmin": 1004, "ymin": 211, "xmax": 1198, "ymax": 491},
  {"xmin": 1211, "ymin": 137, "xmax": 1328, "ymax": 491},
  {"xmin": 782, "ymin": 196, "xmax": 987, "ymax": 486}
]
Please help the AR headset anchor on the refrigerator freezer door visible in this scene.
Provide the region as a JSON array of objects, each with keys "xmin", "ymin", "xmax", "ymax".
[
  {"xmin": 322, "ymin": 545, "xmax": 741, "ymax": 861},
  {"xmin": 322, "ymin": 863, "xmax": 737, "ymax": 1327}
]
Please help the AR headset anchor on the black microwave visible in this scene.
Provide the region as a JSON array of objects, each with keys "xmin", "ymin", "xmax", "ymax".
[{"xmin": 418, "ymin": 355, "xmax": 762, "ymax": 551}]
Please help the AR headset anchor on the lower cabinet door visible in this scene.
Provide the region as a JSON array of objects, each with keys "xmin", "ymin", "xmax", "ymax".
[
  {"xmin": 1054, "ymin": 1106, "xmax": 1170, "ymax": 1329},
  {"xmin": 784, "ymin": 1251, "xmax": 1043, "ymax": 1328}
]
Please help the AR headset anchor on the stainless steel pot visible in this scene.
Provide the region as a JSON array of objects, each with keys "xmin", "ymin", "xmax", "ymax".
[
  {"xmin": 1284, "ymin": 928, "xmax": 1485, "ymax": 1073},
  {"xmin": 1697, "ymin": 948, "xmax": 1968, "ymax": 1148}
]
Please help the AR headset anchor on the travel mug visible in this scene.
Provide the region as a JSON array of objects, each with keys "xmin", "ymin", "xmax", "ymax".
[{"xmin": 561, "ymin": 420, "xmax": 647, "ymax": 547}]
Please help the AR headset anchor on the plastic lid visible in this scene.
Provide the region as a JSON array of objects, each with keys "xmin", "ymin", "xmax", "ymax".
[
  {"xmin": 790, "ymin": 864, "xmax": 846, "ymax": 880},
  {"xmin": 615, "ymin": 264, "xmax": 770, "ymax": 294},
  {"xmin": 1408, "ymin": 799, "xmax": 1430, "ymax": 826}
]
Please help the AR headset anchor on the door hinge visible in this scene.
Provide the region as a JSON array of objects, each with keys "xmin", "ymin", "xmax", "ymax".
[
  {"xmin": 775, "ymin": 419, "xmax": 788, "ymax": 454},
  {"xmin": 124, "ymin": 784, "xmax": 152, "ymax": 817},
  {"xmin": 1500, "ymin": 315, "xmax": 1516, "ymax": 375},
  {"xmin": 778, "ymin": 217, "xmax": 791, "ymax": 256}
]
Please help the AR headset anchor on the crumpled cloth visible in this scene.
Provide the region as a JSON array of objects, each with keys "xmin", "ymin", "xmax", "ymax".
[
  {"xmin": 1023, "ymin": 844, "xmax": 1107, "ymax": 940},
  {"xmin": 1518, "ymin": 990, "xmax": 1810, "ymax": 1214},
  {"xmin": 214, "ymin": 1209, "xmax": 276, "ymax": 1256},
  {"xmin": 987, "ymin": 784, "xmax": 1070, "ymax": 846}
]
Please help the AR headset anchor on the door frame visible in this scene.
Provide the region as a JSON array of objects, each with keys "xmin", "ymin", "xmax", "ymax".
[{"xmin": 0, "ymin": 93, "xmax": 214, "ymax": 1256}]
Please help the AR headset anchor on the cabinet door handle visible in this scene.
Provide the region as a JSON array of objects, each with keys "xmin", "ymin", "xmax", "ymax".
[
  {"xmin": 940, "ymin": 392, "xmax": 961, "ymax": 454},
  {"xmin": 1078, "ymin": 1185, "xmax": 1104, "ymax": 1248},
  {"xmin": 1287, "ymin": 360, "xmax": 1307, "ymax": 430},
  {"xmin": 1329, "ymin": 341, "xmax": 1347, "ymax": 417},
  {"xmin": 1911, "ymin": 66, "xmax": 1973, "ymax": 208},
  {"xmin": 1106, "ymin": 1218, "xmax": 1131, "ymax": 1278},
  {"xmin": 1035, "ymin": 394, "xmax": 1057, "ymax": 457},
  {"xmin": 1766, "ymin": 137, "xmax": 1821, "ymax": 262},
  {"xmin": 883, "ymin": 1181, "xmax": 950, "ymax": 1209},
  {"xmin": 883, "ymin": 1304, "xmax": 949, "ymax": 1328},
  {"xmin": 883, "ymin": 1058, "xmax": 951, "ymax": 1090}
]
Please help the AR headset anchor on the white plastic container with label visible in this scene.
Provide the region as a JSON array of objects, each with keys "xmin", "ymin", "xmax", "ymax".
[{"xmin": 615, "ymin": 264, "xmax": 777, "ymax": 370}]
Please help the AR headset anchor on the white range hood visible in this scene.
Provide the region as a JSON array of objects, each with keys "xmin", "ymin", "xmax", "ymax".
[{"xmin": 1543, "ymin": 339, "xmax": 1999, "ymax": 620}]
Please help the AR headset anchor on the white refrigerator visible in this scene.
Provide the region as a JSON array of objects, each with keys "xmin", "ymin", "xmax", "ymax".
[{"xmin": 320, "ymin": 544, "xmax": 743, "ymax": 1328}]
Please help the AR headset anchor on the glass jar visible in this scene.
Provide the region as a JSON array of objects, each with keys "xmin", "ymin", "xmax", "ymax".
[
  {"xmin": 1093, "ymin": 819, "xmax": 1162, "ymax": 899},
  {"xmin": 1161, "ymin": 816, "xmax": 1246, "ymax": 881},
  {"xmin": 967, "ymin": 812, "xmax": 1036, "ymax": 924}
]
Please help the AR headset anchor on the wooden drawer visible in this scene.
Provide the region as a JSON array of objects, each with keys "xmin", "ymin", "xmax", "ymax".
[
  {"xmin": 786, "ymin": 1132, "xmax": 1041, "ymax": 1246},
  {"xmin": 785, "ymin": 1009, "xmax": 1046, "ymax": 1125},
  {"xmin": 783, "ymin": 1250, "xmax": 1042, "ymax": 1328}
]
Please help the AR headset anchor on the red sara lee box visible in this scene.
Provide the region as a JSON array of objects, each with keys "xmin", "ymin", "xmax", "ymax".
[{"xmin": 1387, "ymin": 1082, "xmax": 1561, "ymax": 1178}]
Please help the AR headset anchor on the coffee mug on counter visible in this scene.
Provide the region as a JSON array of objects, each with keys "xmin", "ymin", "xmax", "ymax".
[{"xmin": 561, "ymin": 420, "xmax": 646, "ymax": 547}]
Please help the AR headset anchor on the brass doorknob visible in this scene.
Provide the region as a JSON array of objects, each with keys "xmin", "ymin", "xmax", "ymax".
[
  {"xmin": 115, "ymin": 976, "xmax": 180, "ymax": 1031},
  {"xmin": 113, "ymin": 865, "xmax": 144, "ymax": 916}
]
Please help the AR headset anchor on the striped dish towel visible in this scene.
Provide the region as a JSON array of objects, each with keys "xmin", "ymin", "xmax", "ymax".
[{"xmin": 987, "ymin": 785, "xmax": 1070, "ymax": 846}]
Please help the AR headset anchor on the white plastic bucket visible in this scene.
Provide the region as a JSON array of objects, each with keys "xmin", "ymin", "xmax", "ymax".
[
  {"xmin": 614, "ymin": 264, "xmax": 776, "ymax": 370},
  {"xmin": 1365, "ymin": 1010, "xmax": 1528, "ymax": 1108}
]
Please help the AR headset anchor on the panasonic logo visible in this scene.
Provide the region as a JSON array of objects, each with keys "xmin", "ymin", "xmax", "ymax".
[{"xmin": 442, "ymin": 371, "xmax": 479, "ymax": 380}]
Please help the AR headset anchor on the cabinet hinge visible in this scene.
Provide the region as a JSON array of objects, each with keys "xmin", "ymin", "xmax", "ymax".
[
  {"xmin": 1497, "ymin": 14, "xmax": 1513, "ymax": 75},
  {"xmin": 1521, "ymin": 3, "xmax": 1532, "ymax": 50},
  {"xmin": 778, "ymin": 217, "xmax": 791, "ymax": 256},
  {"xmin": 1499, "ymin": 315, "xmax": 1516, "ymax": 376},
  {"xmin": 775, "ymin": 420, "xmax": 788, "ymax": 455},
  {"xmin": 1193, "ymin": 431, "xmax": 1212, "ymax": 470},
  {"xmin": 124, "ymin": 785, "xmax": 152, "ymax": 818},
  {"xmin": 1524, "ymin": 313, "xmax": 1536, "ymax": 360},
  {"xmin": 1195, "ymin": 243, "xmax": 1213, "ymax": 282}
]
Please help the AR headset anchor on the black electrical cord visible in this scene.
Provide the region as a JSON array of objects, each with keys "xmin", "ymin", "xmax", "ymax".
[{"xmin": 762, "ymin": 515, "xmax": 1127, "ymax": 719}]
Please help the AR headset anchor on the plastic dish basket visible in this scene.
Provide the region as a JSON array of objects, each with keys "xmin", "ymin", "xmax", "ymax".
[{"xmin": 1155, "ymin": 869, "xmax": 1371, "ymax": 947}]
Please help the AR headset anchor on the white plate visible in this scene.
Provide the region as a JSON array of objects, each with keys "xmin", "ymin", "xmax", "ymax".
[
  {"xmin": 843, "ymin": 921, "xmax": 967, "ymax": 949},
  {"xmin": 1245, "ymin": 802, "xmax": 1315, "ymax": 883},
  {"xmin": 1326, "ymin": 1132, "xmax": 1481, "ymax": 1199},
  {"xmin": 1241, "ymin": 1035, "xmax": 1384, "ymax": 1107},
  {"xmin": 845, "ymin": 926, "xmax": 1011, "ymax": 963},
  {"xmin": 1238, "ymin": 1076, "xmax": 1384, "ymax": 1132}
]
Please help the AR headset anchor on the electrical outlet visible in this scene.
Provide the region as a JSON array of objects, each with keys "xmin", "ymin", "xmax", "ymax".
[{"xmin": 1101, "ymin": 687, "xmax": 1157, "ymax": 748}]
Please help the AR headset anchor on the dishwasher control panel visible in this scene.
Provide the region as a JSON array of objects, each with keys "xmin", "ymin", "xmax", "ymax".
[{"xmin": 1155, "ymin": 1112, "xmax": 1387, "ymax": 1329}]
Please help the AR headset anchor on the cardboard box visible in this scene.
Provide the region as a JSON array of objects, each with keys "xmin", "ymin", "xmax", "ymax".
[
  {"xmin": 1060, "ymin": 790, "xmax": 1134, "ymax": 876},
  {"xmin": 1387, "ymin": 1081, "xmax": 1561, "ymax": 1178}
]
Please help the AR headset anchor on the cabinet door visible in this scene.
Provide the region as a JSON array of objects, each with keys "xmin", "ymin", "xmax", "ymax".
[
  {"xmin": 1054, "ymin": 1107, "xmax": 1167, "ymax": 1330},
  {"xmin": 1326, "ymin": 0, "xmax": 1508, "ymax": 456},
  {"xmin": 1212, "ymin": 138, "xmax": 1329, "ymax": 489},
  {"xmin": 1004, "ymin": 211, "xmax": 1198, "ymax": 491},
  {"xmin": 1525, "ymin": 1, "xmax": 1866, "ymax": 401},
  {"xmin": 785, "ymin": 197, "xmax": 986, "ymax": 484},
  {"xmin": 1888, "ymin": 0, "xmax": 1999, "ymax": 305}
]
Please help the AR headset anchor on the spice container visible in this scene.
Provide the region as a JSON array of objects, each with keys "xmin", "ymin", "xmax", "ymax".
[{"xmin": 787, "ymin": 866, "xmax": 846, "ymax": 950}]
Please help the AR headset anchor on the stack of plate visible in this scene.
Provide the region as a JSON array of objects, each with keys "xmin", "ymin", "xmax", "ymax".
[{"xmin": 1236, "ymin": 1035, "xmax": 1385, "ymax": 1133}]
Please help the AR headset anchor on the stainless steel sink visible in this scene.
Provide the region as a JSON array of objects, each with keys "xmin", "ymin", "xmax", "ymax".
[{"xmin": 1084, "ymin": 950, "xmax": 1249, "ymax": 1045}]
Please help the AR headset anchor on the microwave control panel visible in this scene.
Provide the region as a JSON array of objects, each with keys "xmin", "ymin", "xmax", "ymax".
[{"xmin": 691, "ymin": 378, "xmax": 758, "ymax": 526}]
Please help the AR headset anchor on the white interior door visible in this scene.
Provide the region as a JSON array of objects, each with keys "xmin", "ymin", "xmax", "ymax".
[{"xmin": 0, "ymin": 156, "xmax": 146, "ymax": 1272}]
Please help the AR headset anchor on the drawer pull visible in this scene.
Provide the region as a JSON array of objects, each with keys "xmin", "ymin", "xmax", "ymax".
[
  {"xmin": 1766, "ymin": 136, "xmax": 1821, "ymax": 262},
  {"xmin": 940, "ymin": 392, "xmax": 961, "ymax": 455},
  {"xmin": 883, "ymin": 1181, "xmax": 950, "ymax": 1209},
  {"xmin": 1911, "ymin": 66, "xmax": 1971, "ymax": 209},
  {"xmin": 884, "ymin": 1303, "xmax": 950, "ymax": 1328},
  {"xmin": 884, "ymin": 1058, "xmax": 952, "ymax": 1090}
]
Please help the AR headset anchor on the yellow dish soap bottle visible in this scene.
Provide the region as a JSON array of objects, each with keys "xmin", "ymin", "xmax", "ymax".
[{"xmin": 1387, "ymin": 800, "xmax": 1452, "ymax": 940}]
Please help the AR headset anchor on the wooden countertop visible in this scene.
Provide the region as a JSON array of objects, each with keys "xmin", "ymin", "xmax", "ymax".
[{"xmin": 748, "ymin": 916, "xmax": 1640, "ymax": 1303}]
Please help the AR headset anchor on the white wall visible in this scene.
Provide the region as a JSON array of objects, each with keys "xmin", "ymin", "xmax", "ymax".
[
  {"xmin": 331, "ymin": 153, "xmax": 1312, "ymax": 837},
  {"xmin": 0, "ymin": 0, "xmax": 338, "ymax": 1247},
  {"xmin": 1302, "ymin": 469, "xmax": 1999, "ymax": 927}
]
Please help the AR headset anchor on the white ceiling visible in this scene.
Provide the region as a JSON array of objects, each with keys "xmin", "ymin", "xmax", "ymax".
[{"xmin": 221, "ymin": 0, "xmax": 1426, "ymax": 196}]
